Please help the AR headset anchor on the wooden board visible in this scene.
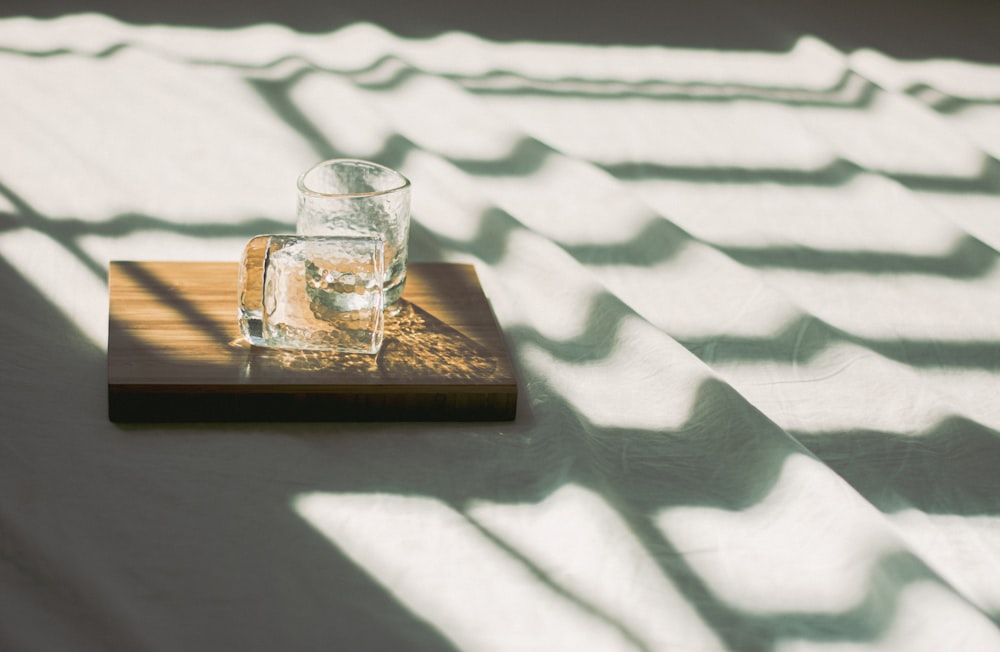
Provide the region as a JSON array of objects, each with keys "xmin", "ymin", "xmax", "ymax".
[{"xmin": 108, "ymin": 261, "xmax": 517, "ymax": 422}]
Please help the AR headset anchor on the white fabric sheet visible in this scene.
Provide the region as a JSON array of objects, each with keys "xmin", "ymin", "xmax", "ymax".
[{"xmin": 2, "ymin": 12, "xmax": 1000, "ymax": 651}]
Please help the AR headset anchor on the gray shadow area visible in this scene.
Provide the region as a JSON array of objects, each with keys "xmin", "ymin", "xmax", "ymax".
[{"xmin": 7, "ymin": 0, "xmax": 1000, "ymax": 63}]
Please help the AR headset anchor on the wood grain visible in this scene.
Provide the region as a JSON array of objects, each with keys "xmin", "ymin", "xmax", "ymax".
[{"xmin": 108, "ymin": 261, "xmax": 517, "ymax": 422}]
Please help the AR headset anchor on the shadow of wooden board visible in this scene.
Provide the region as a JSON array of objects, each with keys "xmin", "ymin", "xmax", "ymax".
[{"xmin": 108, "ymin": 261, "xmax": 517, "ymax": 422}]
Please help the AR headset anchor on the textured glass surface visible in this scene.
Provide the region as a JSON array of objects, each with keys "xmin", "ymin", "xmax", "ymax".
[
  {"xmin": 238, "ymin": 235, "xmax": 385, "ymax": 354},
  {"xmin": 296, "ymin": 159, "xmax": 410, "ymax": 305}
]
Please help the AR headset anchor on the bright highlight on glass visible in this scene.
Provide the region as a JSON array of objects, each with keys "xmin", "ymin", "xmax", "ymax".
[
  {"xmin": 238, "ymin": 234, "xmax": 385, "ymax": 355},
  {"xmin": 296, "ymin": 158, "xmax": 411, "ymax": 305}
]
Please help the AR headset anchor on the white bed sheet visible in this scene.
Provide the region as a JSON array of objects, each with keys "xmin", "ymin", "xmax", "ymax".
[{"xmin": 1, "ymin": 11, "xmax": 999, "ymax": 651}]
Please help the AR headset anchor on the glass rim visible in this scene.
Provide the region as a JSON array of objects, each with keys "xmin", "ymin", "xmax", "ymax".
[{"xmin": 296, "ymin": 158, "xmax": 411, "ymax": 199}]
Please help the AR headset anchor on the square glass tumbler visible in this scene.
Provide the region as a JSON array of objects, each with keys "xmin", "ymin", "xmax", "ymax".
[
  {"xmin": 296, "ymin": 159, "xmax": 410, "ymax": 305},
  {"xmin": 238, "ymin": 234, "xmax": 385, "ymax": 355}
]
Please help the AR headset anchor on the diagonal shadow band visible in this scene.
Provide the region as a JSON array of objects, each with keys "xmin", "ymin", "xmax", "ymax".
[
  {"xmin": 481, "ymin": 374, "xmax": 996, "ymax": 646},
  {"xmin": 681, "ymin": 313, "xmax": 1000, "ymax": 370},
  {"xmin": 250, "ymin": 56, "xmax": 1000, "ymax": 197},
  {"xmin": 112, "ymin": 260, "xmax": 234, "ymax": 346},
  {"xmin": 0, "ymin": 41, "xmax": 129, "ymax": 59},
  {"xmin": 0, "ymin": 178, "xmax": 291, "ymax": 283},
  {"xmin": 413, "ymin": 205, "xmax": 1000, "ymax": 373},
  {"xmin": 603, "ymin": 155, "xmax": 1000, "ymax": 196},
  {"xmin": 0, "ymin": 207, "xmax": 291, "ymax": 242},
  {"xmin": 342, "ymin": 53, "xmax": 882, "ymax": 111},
  {"xmin": 247, "ymin": 60, "xmax": 1000, "ymax": 209},
  {"xmin": 460, "ymin": 512, "xmax": 654, "ymax": 652},
  {"xmin": 10, "ymin": 39, "xmax": 993, "ymax": 196},
  {"xmin": 2, "ymin": 40, "xmax": 881, "ymax": 110},
  {"xmin": 719, "ymin": 233, "xmax": 998, "ymax": 279},
  {"xmin": 905, "ymin": 82, "xmax": 1000, "ymax": 114},
  {"xmin": 12, "ymin": 35, "xmax": 1000, "ymax": 114},
  {"xmin": 793, "ymin": 416, "xmax": 1000, "ymax": 515},
  {"xmin": 123, "ymin": 44, "xmax": 1000, "ymax": 198},
  {"xmin": 556, "ymin": 375, "xmax": 999, "ymax": 644},
  {"xmin": 0, "ymin": 179, "xmax": 290, "ymax": 240}
]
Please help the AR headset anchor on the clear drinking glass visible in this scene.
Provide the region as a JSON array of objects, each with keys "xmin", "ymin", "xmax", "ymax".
[
  {"xmin": 238, "ymin": 234, "xmax": 385, "ymax": 355},
  {"xmin": 296, "ymin": 159, "xmax": 410, "ymax": 305}
]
